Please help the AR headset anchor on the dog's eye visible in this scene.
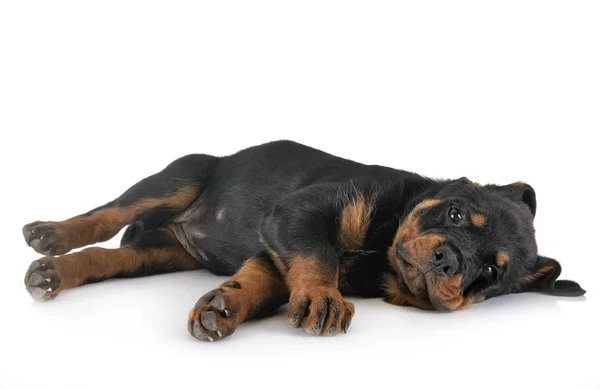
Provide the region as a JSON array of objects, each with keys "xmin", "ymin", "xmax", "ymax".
[
  {"xmin": 483, "ymin": 266, "xmax": 498, "ymax": 278},
  {"xmin": 449, "ymin": 207, "xmax": 463, "ymax": 223}
]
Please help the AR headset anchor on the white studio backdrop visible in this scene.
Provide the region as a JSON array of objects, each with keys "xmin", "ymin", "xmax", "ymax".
[{"xmin": 0, "ymin": 1, "xmax": 598, "ymax": 389}]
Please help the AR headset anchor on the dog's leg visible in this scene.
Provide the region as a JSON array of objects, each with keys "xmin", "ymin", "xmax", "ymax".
[
  {"xmin": 188, "ymin": 254, "xmax": 288, "ymax": 341},
  {"xmin": 22, "ymin": 154, "xmax": 218, "ymax": 256},
  {"xmin": 24, "ymin": 228, "xmax": 202, "ymax": 300},
  {"xmin": 259, "ymin": 186, "xmax": 362, "ymax": 336}
]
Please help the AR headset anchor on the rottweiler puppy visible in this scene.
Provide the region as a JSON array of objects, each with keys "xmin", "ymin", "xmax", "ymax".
[{"xmin": 22, "ymin": 140, "xmax": 585, "ymax": 341}]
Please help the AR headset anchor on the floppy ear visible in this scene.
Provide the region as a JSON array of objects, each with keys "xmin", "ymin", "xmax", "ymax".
[
  {"xmin": 514, "ymin": 255, "xmax": 586, "ymax": 296},
  {"xmin": 493, "ymin": 182, "xmax": 537, "ymax": 217}
]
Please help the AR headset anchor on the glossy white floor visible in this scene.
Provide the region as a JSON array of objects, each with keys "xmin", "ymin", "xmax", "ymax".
[
  {"xmin": 1, "ymin": 1, "xmax": 598, "ymax": 388},
  {"xmin": 1, "ymin": 265, "xmax": 595, "ymax": 389}
]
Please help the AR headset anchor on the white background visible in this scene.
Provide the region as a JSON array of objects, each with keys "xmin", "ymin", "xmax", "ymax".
[{"xmin": 1, "ymin": 1, "xmax": 598, "ymax": 388}]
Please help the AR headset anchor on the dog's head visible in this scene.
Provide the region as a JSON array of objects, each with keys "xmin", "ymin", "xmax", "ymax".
[{"xmin": 387, "ymin": 178, "xmax": 585, "ymax": 311}]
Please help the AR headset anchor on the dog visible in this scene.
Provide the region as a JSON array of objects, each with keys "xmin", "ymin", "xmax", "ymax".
[{"xmin": 22, "ymin": 140, "xmax": 585, "ymax": 341}]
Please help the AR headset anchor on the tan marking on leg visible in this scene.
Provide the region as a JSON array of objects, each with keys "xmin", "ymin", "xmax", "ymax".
[
  {"xmin": 24, "ymin": 245, "xmax": 201, "ymax": 300},
  {"xmin": 54, "ymin": 246, "xmax": 200, "ymax": 289},
  {"xmin": 286, "ymin": 256, "xmax": 336, "ymax": 290},
  {"xmin": 225, "ymin": 257, "xmax": 288, "ymax": 320},
  {"xmin": 38, "ymin": 187, "xmax": 199, "ymax": 252}
]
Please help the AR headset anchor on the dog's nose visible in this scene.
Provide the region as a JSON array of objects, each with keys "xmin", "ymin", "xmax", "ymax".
[{"xmin": 432, "ymin": 244, "xmax": 459, "ymax": 276}]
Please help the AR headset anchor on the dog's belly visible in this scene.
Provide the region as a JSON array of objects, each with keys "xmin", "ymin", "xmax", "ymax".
[{"xmin": 168, "ymin": 196, "xmax": 265, "ymax": 276}]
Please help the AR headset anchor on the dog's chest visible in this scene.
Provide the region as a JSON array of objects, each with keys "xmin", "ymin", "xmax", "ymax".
[{"xmin": 337, "ymin": 252, "xmax": 389, "ymax": 297}]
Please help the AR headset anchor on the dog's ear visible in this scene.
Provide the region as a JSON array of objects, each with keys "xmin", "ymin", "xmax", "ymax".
[
  {"xmin": 514, "ymin": 255, "xmax": 586, "ymax": 296},
  {"xmin": 490, "ymin": 182, "xmax": 537, "ymax": 217}
]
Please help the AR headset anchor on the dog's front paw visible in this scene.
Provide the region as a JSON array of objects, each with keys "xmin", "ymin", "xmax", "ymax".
[
  {"xmin": 24, "ymin": 258, "xmax": 63, "ymax": 301},
  {"xmin": 188, "ymin": 281, "xmax": 245, "ymax": 342},
  {"xmin": 287, "ymin": 287, "xmax": 354, "ymax": 336},
  {"xmin": 23, "ymin": 221, "xmax": 70, "ymax": 256}
]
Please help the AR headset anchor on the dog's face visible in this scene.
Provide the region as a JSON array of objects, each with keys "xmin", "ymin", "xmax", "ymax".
[{"xmin": 389, "ymin": 178, "xmax": 585, "ymax": 311}]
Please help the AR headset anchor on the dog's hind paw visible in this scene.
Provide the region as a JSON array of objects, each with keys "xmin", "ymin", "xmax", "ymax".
[
  {"xmin": 24, "ymin": 258, "xmax": 63, "ymax": 301},
  {"xmin": 188, "ymin": 282, "xmax": 245, "ymax": 342},
  {"xmin": 23, "ymin": 221, "xmax": 70, "ymax": 256}
]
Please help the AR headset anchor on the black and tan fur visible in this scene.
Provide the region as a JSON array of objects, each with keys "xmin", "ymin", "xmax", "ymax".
[{"xmin": 22, "ymin": 140, "xmax": 585, "ymax": 341}]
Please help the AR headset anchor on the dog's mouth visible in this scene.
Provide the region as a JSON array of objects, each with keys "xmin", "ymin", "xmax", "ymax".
[
  {"xmin": 395, "ymin": 241, "xmax": 475, "ymax": 312},
  {"xmin": 395, "ymin": 253, "xmax": 430, "ymax": 301}
]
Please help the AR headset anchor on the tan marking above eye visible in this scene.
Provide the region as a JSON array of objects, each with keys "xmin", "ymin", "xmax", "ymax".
[
  {"xmin": 496, "ymin": 251, "xmax": 509, "ymax": 266},
  {"xmin": 471, "ymin": 213, "xmax": 486, "ymax": 228}
]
